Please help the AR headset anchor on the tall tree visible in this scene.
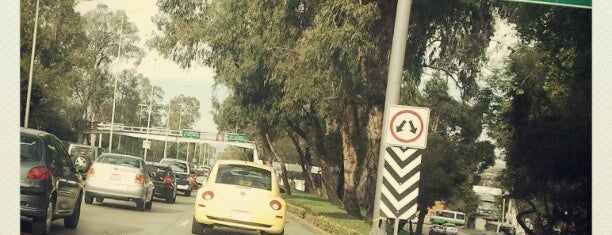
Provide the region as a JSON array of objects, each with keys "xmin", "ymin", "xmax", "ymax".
[{"xmin": 485, "ymin": 3, "xmax": 591, "ymax": 234}]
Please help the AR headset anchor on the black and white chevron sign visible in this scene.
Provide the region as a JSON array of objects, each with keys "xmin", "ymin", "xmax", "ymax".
[{"xmin": 380, "ymin": 146, "xmax": 422, "ymax": 220}]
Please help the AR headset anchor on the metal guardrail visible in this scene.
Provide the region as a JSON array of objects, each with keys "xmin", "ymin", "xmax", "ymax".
[{"xmin": 97, "ymin": 123, "xmax": 180, "ymax": 136}]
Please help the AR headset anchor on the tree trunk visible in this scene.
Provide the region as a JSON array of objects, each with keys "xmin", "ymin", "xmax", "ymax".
[
  {"xmin": 358, "ymin": 104, "xmax": 383, "ymax": 223},
  {"xmin": 319, "ymin": 158, "xmax": 342, "ymax": 206},
  {"xmin": 288, "ymin": 131, "xmax": 318, "ymax": 194},
  {"xmin": 340, "ymin": 91, "xmax": 362, "ymax": 219},
  {"xmin": 266, "ymin": 134, "xmax": 291, "ymax": 196}
]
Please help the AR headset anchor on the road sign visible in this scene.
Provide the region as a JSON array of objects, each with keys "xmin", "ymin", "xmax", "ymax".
[
  {"xmin": 227, "ymin": 133, "xmax": 248, "ymax": 143},
  {"xmin": 505, "ymin": 0, "xmax": 590, "ymax": 8},
  {"xmin": 380, "ymin": 146, "xmax": 421, "ymax": 220},
  {"xmin": 216, "ymin": 133, "xmax": 225, "ymax": 141},
  {"xmin": 181, "ymin": 130, "xmax": 201, "ymax": 139},
  {"xmin": 385, "ymin": 105, "xmax": 430, "ymax": 149}
]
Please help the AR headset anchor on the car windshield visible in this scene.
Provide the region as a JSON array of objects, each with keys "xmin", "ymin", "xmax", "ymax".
[
  {"xmin": 98, "ymin": 155, "xmax": 140, "ymax": 168},
  {"xmin": 20, "ymin": 134, "xmax": 43, "ymax": 162},
  {"xmin": 215, "ymin": 164, "xmax": 272, "ymax": 190}
]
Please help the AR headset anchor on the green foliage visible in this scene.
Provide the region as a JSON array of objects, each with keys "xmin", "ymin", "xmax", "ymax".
[{"xmin": 488, "ymin": 3, "xmax": 591, "ymax": 234}]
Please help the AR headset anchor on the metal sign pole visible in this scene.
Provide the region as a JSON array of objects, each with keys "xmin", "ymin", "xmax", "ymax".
[{"xmin": 370, "ymin": 0, "xmax": 413, "ymax": 234}]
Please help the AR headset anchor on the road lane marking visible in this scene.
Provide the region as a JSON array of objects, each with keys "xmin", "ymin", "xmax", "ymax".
[{"xmin": 182, "ymin": 219, "xmax": 190, "ymax": 226}]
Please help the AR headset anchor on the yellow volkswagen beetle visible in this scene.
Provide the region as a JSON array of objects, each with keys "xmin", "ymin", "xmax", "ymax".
[{"xmin": 192, "ymin": 160, "xmax": 286, "ymax": 235}]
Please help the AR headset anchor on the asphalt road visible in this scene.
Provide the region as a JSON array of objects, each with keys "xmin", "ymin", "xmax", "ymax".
[{"xmin": 20, "ymin": 192, "xmax": 323, "ymax": 235}]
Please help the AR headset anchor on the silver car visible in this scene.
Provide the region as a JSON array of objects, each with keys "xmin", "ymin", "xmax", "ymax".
[{"xmin": 84, "ymin": 153, "xmax": 154, "ymax": 211}]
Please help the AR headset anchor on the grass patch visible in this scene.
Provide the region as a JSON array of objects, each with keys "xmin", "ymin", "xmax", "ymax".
[{"xmin": 283, "ymin": 191, "xmax": 371, "ymax": 234}]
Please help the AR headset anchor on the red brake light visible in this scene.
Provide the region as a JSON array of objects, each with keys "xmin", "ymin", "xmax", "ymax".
[
  {"xmin": 27, "ymin": 167, "xmax": 51, "ymax": 180},
  {"xmin": 202, "ymin": 191, "xmax": 214, "ymax": 200},
  {"xmin": 87, "ymin": 168, "xmax": 95, "ymax": 176},
  {"xmin": 270, "ymin": 200, "xmax": 282, "ymax": 210},
  {"xmin": 163, "ymin": 175, "xmax": 171, "ymax": 184},
  {"xmin": 135, "ymin": 174, "xmax": 144, "ymax": 184}
]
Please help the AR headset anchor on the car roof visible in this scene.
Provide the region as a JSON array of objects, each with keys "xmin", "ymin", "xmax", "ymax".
[
  {"xmin": 99, "ymin": 153, "xmax": 141, "ymax": 160},
  {"xmin": 160, "ymin": 158, "xmax": 188, "ymax": 163},
  {"xmin": 216, "ymin": 160, "xmax": 273, "ymax": 171},
  {"xmin": 146, "ymin": 162, "xmax": 170, "ymax": 167},
  {"xmin": 20, "ymin": 127, "xmax": 50, "ymax": 137}
]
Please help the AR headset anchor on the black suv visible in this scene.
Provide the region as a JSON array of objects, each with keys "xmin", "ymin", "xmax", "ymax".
[
  {"xmin": 20, "ymin": 128, "xmax": 85, "ymax": 235},
  {"xmin": 145, "ymin": 162, "xmax": 177, "ymax": 203}
]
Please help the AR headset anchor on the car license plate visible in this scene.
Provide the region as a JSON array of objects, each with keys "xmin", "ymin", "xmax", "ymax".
[
  {"xmin": 230, "ymin": 210, "xmax": 251, "ymax": 221},
  {"xmin": 177, "ymin": 185, "xmax": 188, "ymax": 190},
  {"xmin": 110, "ymin": 173, "xmax": 120, "ymax": 180}
]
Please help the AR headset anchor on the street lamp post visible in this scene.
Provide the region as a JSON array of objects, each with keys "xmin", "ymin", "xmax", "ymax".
[
  {"xmin": 176, "ymin": 96, "xmax": 184, "ymax": 159},
  {"xmin": 109, "ymin": 16, "xmax": 124, "ymax": 153},
  {"xmin": 143, "ymin": 87, "xmax": 153, "ymax": 161},
  {"xmin": 24, "ymin": 0, "xmax": 41, "ymax": 128},
  {"xmin": 163, "ymin": 102, "xmax": 171, "ymax": 158}
]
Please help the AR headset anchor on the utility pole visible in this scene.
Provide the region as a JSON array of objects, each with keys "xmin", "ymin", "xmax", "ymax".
[
  {"xmin": 370, "ymin": 1, "xmax": 413, "ymax": 234},
  {"xmin": 143, "ymin": 86, "xmax": 153, "ymax": 161},
  {"xmin": 176, "ymin": 96, "xmax": 184, "ymax": 159}
]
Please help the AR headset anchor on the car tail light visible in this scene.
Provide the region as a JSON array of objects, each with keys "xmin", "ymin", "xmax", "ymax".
[
  {"xmin": 27, "ymin": 167, "xmax": 51, "ymax": 180},
  {"xmin": 135, "ymin": 174, "xmax": 144, "ymax": 184},
  {"xmin": 270, "ymin": 200, "xmax": 282, "ymax": 210},
  {"xmin": 163, "ymin": 175, "xmax": 171, "ymax": 184},
  {"xmin": 202, "ymin": 191, "xmax": 214, "ymax": 200},
  {"xmin": 87, "ymin": 168, "xmax": 95, "ymax": 176}
]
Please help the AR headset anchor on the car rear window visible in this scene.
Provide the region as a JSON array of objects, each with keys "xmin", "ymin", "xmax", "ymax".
[
  {"xmin": 70, "ymin": 146, "xmax": 96, "ymax": 158},
  {"xmin": 146, "ymin": 165, "xmax": 169, "ymax": 181},
  {"xmin": 98, "ymin": 155, "xmax": 140, "ymax": 168},
  {"xmin": 215, "ymin": 164, "xmax": 272, "ymax": 190},
  {"xmin": 162, "ymin": 161, "xmax": 188, "ymax": 173},
  {"xmin": 21, "ymin": 134, "xmax": 43, "ymax": 162}
]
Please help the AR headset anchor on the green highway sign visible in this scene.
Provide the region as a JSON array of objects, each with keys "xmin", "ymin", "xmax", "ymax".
[
  {"xmin": 506, "ymin": 0, "xmax": 591, "ymax": 8},
  {"xmin": 181, "ymin": 130, "xmax": 201, "ymax": 139},
  {"xmin": 227, "ymin": 133, "xmax": 248, "ymax": 143}
]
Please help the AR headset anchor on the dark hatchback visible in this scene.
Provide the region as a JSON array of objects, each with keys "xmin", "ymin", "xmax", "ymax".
[
  {"xmin": 20, "ymin": 128, "xmax": 85, "ymax": 235},
  {"xmin": 145, "ymin": 162, "xmax": 177, "ymax": 203}
]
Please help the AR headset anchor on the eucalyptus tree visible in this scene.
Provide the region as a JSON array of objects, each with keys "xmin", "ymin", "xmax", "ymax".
[
  {"xmin": 20, "ymin": 0, "xmax": 86, "ymax": 139},
  {"xmin": 485, "ymin": 3, "xmax": 591, "ymax": 233},
  {"xmin": 74, "ymin": 4, "xmax": 144, "ymax": 144}
]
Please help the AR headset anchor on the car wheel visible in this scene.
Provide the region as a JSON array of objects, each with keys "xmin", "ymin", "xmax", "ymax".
[
  {"xmin": 74, "ymin": 156, "xmax": 89, "ymax": 169},
  {"xmin": 84, "ymin": 194, "xmax": 93, "ymax": 204},
  {"xmin": 136, "ymin": 199, "xmax": 145, "ymax": 211},
  {"xmin": 185, "ymin": 189, "xmax": 192, "ymax": 197},
  {"xmin": 261, "ymin": 229, "xmax": 284, "ymax": 235},
  {"xmin": 64, "ymin": 194, "xmax": 81, "ymax": 229},
  {"xmin": 191, "ymin": 217, "xmax": 212, "ymax": 234},
  {"xmin": 95, "ymin": 197, "xmax": 104, "ymax": 203},
  {"xmin": 33, "ymin": 200, "xmax": 53, "ymax": 235},
  {"xmin": 145, "ymin": 199, "xmax": 153, "ymax": 210},
  {"xmin": 167, "ymin": 190, "xmax": 176, "ymax": 203}
]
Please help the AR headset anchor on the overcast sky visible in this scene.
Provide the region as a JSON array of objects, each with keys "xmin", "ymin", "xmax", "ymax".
[{"xmin": 75, "ymin": 0, "xmax": 227, "ymax": 134}]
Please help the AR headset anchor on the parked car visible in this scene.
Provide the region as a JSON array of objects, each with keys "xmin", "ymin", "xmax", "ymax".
[
  {"xmin": 145, "ymin": 162, "xmax": 177, "ymax": 203},
  {"xmin": 429, "ymin": 224, "xmax": 445, "ymax": 235},
  {"xmin": 192, "ymin": 160, "xmax": 286, "ymax": 235},
  {"xmin": 159, "ymin": 158, "xmax": 194, "ymax": 196},
  {"xmin": 84, "ymin": 153, "xmax": 154, "ymax": 211},
  {"xmin": 443, "ymin": 223, "xmax": 459, "ymax": 235},
  {"xmin": 20, "ymin": 128, "xmax": 85, "ymax": 235}
]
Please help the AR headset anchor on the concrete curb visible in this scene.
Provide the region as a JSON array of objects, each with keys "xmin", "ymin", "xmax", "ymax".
[{"xmin": 286, "ymin": 212, "xmax": 332, "ymax": 235}]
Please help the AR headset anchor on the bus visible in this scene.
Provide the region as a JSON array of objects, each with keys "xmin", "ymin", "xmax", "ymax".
[{"xmin": 430, "ymin": 210, "xmax": 466, "ymax": 226}]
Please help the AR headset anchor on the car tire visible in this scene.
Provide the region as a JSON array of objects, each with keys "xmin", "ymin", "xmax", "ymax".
[
  {"xmin": 64, "ymin": 194, "xmax": 81, "ymax": 229},
  {"xmin": 185, "ymin": 189, "xmax": 191, "ymax": 197},
  {"xmin": 261, "ymin": 229, "xmax": 284, "ymax": 235},
  {"xmin": 33, "ymin": 200, "xmax": 53, "ymax": 235},
  {"xmin": 136, "ymin": 199, "xmax": 145, "ymax": 211},
  {"xmin": 167, "ymin": 190, "xmax": 176, "ymax": 203},
  {"xmin": 95, "ymin": 197, "xmax": 104, "ymax": 203},
  {"xmin": 145, "ymin": 199, "xmax": 153, "ymax": 210},
  {"xmin": 191, "ymin": 216, "xmax": 203, "ymax": 234},
  {"xmin": 84, "ymin": 194, "xmax": 93, "ymax": 204}
]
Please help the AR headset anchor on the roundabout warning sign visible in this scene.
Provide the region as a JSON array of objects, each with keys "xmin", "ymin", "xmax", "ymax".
[{"xmin": 385, "ymin": 105, "xmax": 430, "ymax": 149}]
